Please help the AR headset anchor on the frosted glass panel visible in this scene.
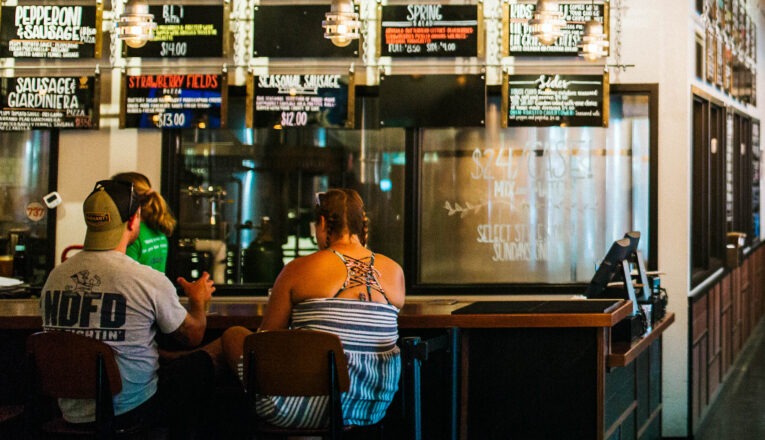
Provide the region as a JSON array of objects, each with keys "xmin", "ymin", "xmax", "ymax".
[{"xmin": 418, "ymin": 94, "xmax": 650, "ymax": 284}]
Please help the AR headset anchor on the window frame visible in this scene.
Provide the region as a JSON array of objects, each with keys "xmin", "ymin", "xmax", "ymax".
[{"xmin": 691, "ymin": 90, "xmax": 727, "ymax": 287}]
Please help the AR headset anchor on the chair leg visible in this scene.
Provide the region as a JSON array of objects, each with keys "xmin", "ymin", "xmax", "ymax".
[{"xmin": 328, "ymin": 351, "xmax": 343, "ymax": 440}]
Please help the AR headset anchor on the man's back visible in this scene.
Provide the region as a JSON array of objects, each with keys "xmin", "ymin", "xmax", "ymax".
[{"xmin": 40, "ymin": 250, "xmax": 187, "ymax": 423}]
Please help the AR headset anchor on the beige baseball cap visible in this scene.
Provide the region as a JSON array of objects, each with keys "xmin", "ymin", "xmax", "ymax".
[{"xmin": 83, "ymin": 180, "xmax": 137, "ymax": 250}]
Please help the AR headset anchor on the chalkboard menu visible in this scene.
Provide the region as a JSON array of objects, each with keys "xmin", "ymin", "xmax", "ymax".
[
  {"xmin": 379, "ymin": 74, "xmax": 485, "ymax": 127},
  {"xmin": 249, "ymin": 74, "xmax": 353, "ymax": 128},
  {"xmin": 0, "ymin": 75, "xmax": 98, "ymax": 130},
  {"xmin": 0, "ymin": 4, "xmax": 101, "ymax": 59},
  {"xmin": 378, "ymin": 4, "xmax": 481, "ymax": 58},
  {"xmin": 504, "ymin": 73, "xmax": 608, "ymax": 127},
  {"xmin": 252, "ymin": 4, "xmax": 358, "ymax": 58},
  {"xmin": 121, "ymin": 73, "xmax": 226, "ymax": 129},
  {"xmin": 507, "ymin": 1, "xmax": 607, "ymax": 56},
  {"xmin": 125, "ymin": 5, "xmax": 225, "ymax": 58}
]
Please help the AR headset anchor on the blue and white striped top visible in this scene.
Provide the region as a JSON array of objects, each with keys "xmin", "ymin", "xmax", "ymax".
[{"xmin": 254, "ymin": 298, "xmax": 401, "ymax": 428}]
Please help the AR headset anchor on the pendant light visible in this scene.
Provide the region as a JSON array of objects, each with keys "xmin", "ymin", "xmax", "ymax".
[
  {"xmin": 528, "ymin": 0, "xmax": 566, "ymax": 46},
  {"xmin": 579, "ymin": 2, "xmax": 609, "ymax": 61},
  {"xmin": 116, "ymin": 0, "xmax": 157, "ymax": 49},
  {"xmin": 322, "ymin": 0, "xmax": 360, "ymax": 48}
]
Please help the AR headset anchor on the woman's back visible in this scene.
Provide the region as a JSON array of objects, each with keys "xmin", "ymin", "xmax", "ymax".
[{"xmin": 286, "ymin": 245, "xmax": 405, "ymax": 308}]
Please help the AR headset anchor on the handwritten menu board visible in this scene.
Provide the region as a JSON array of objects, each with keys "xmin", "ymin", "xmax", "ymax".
[
  {"xmin": 121, "ymin": 73, "xmax": 226, "ymax": 129},
  {"xmin": 0, "ymin": 4, "xmax": 101, "ymax": 59},
  {"xmin": 252, "ymin": 4, "xmax": 358, "ymax": 58},
  {"xmin": 379, "ymin": 4, "xmax": 481, "ymax": 58},
  {"xmin": 0, "ymin": 75, "xmax": 98, "ymax": 130},
  {"xmin": 505, "ymin": 73, "xmax": 608, "ymax": 127},
  {"xmin": 249, "ymin": 74, "xmax": 352, "ymax": 128},
  {"xmin": 507, "ymin": 1, "xmax": 607, "ymax": 56},
  {"xmin": 125, "ymin": 5, "xmax": 224, "ymax": 58}
]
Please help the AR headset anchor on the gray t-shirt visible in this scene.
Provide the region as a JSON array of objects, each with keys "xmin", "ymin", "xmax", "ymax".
[{"xmin": 40, "ymin": 250, "xmax": 187, "ymax": 423}]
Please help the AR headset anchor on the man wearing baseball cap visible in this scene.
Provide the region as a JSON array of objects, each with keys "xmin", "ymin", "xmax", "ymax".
[{"xmin": 40, "ymin": 179, "xmax": 218, "ymax": 437}]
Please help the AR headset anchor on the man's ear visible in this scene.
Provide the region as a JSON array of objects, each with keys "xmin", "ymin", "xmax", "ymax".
[{"xmin": 127, "ymin": 208, "xmax": 141, "ymax": 231}]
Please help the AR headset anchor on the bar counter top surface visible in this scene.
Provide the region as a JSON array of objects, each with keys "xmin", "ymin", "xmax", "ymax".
[{"xmin": 0, "ymin": 295, "xmax": 634, "ymax": 330}]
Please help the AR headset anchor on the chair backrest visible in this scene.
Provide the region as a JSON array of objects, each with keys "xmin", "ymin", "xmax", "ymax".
[
  {"xmin": 60, "ymin": 245, "xmax": 84, "ymax": 263},
  {"xmin": 243, "ymin": 329, "xmax": 350, "ymax": 396},
  {"xmin": 26, "ymin": 331, "xmax": 122, "ymax": 399}
]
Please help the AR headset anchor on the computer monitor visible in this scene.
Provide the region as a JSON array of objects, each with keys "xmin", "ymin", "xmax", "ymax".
[
  {"xmin": 584, "ymin": 237, "xmax": 639, "ymax": 314},
  {"xmin": 617, "ymin": 231, "xmax": 652, "ymax": 304}
]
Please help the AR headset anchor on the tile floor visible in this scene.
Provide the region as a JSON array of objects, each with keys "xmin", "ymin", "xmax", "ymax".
[{"xmin": 693, "ymin": 319, "xmax": 765, "ymax": 440}]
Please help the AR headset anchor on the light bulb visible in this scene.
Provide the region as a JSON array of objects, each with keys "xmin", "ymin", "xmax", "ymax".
[
  {"xmin": 124, "ymin": 37, "xmax": 148, "ymax": 49},
  {"xmin": 330, "ymin": 35, "xmax": 352, "ymax": 47}
]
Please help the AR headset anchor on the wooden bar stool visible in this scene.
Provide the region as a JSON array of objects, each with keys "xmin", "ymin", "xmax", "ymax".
[
  {"xmin": 244, "ymin": 329, "xmax": 358, "ymax": 440},
  {"xmin": 26, "ymin": 331, "xmax": 148, "ymax": 439}
]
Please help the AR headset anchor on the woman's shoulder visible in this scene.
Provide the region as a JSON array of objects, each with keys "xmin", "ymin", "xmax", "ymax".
[
  {"xmin": 370, "ymin": 252, "xmax": 403, "ymax": 274},
  {"xmin": 279, "ymin": 250, "xmax": 340, "ymax": 276}
]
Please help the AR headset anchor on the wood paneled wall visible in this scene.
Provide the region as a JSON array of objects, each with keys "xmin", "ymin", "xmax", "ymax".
[{"xmin": 691, "ymin": 245, "xmax": 765, "ymax": 433}]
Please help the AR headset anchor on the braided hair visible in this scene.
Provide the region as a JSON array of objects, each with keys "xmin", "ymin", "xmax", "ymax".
[
  {"xmin": 112, "ymin": 172, "xmax": 177, "ymax": 237},
  {"xmin": 315, "ymin": 188, "xmax": 368, "ymax": 248}
]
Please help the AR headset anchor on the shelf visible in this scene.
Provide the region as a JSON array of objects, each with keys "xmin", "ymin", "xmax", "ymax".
[{"xmin": 608, "ymin": 312, "xmax": 675, "ymax": 367}]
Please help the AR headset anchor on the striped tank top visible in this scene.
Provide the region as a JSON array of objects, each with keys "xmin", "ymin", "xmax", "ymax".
[{"xmin": 254, "ymin": 298, "xmax": 401, "ymax": 428}]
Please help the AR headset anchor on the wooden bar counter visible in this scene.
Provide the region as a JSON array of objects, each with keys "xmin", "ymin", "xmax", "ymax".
[
  {"xmin": 0, "ymin": 295, "xmax": 635, "ymax": 329},
  {"xmin": 0, "ymin": 296, "xmax": 672, "ymax": 440}
]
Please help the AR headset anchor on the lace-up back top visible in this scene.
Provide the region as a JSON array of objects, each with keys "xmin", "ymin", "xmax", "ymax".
[{"xmin": 330, "ymin": 248, "xmax": 391, "ymax": 304}]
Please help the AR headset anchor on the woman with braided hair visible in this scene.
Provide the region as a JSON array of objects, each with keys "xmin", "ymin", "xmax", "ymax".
[
  {"xmin": 222, "ymin": 187, "xmax": 405, "ymax": 428},
  {"xmin": 111, "ymin": 172, "xmax": 177, "ymax": 273}
]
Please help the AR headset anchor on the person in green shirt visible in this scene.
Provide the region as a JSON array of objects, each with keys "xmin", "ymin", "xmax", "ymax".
[{"xmin": 112, "ymin": 172, "xmax": 176, "ymax": 273}]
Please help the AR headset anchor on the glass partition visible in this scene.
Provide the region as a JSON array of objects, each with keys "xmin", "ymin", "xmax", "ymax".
[
  {"xmin": 164, "ymin": 126, "xmax": 406, "ymax": 291},
  {"xmin": 163, "ymin": 86, "xmax": 655, "ymax": 294},
  {"xmin": 417, "ymin": 90, "xmax": 653, "ymax": 286},
  {"xmin": 0, "ymin": 131, "xmax": 57, "ymax": 288}
]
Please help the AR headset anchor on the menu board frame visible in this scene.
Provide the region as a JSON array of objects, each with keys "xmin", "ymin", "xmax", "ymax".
[
  {"xmin": 252, "ymin": 4, "xmax": 359, "ymax": 58},
  {"xmin": 246, "ymin": 73, "xmax": 355, "ymax": 129},
  {"xmin": 377, "ymin": 3, "xmax": 484, "ymax": 58},
  {"xmin": 123, "ymin": 3, "xmax": 229, "ymax": 58},
  {"xmin": 502, "ymin": 72, "xmax": 609, "ymax": 128},
  {"xmin": 0, "ymin": 3, "xmax": 103, "ymax": 59},
  {"xmin": 0, "ymin": 74, "xmax": 100, "ymax": 130},
  {"xmin": 119, "ymin": 72, "xmax": 228, "ymax": 129},
  {"xmin": 504, "ymin": 1, "xmax": 609, "ymax": 57},
  {"xmin": 378, "ymin": 73, "xmax": 486, "ymax": 128}
]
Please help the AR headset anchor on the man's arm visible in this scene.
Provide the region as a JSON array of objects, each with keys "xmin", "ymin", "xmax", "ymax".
[{"xmin": 169, "ymin": 272, "xmax": 215, "ymax": 347}]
